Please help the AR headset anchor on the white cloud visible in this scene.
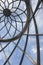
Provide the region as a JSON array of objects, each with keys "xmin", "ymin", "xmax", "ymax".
[
  {"xmin": 31, "ymin": 48, "xmax": 37, "ymax": 54},
  {"xmin": 0, "ymin": 53, "xmax": 4, "ymax": 60},
  {"xmin": 0, "ymin": 47, "xmax": 1, "ymax": 50},
  {"xmin": 2, "ymin": 0, "xmax": 12, "ymax": 3},
  {"xmin": 0, "ymin": 55, "xmax": 2, "ymax": 60},
  {"xmin": 31, "ymin": 47, "xmax": 43, "ymax": 54},
  {"xmin": 40, "ymin": 47, "xmax": 43, "ymax": 51}
]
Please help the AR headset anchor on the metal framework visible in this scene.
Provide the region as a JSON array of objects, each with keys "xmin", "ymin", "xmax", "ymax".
[{"xmin": 0, "ymin": 0, "xmax": 43, "ymax": 65}]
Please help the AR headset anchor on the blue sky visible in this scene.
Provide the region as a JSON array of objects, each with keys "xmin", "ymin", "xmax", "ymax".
[{"xmin": 0, "ymin": 0, "xmax": 43, "ymax": 65}]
